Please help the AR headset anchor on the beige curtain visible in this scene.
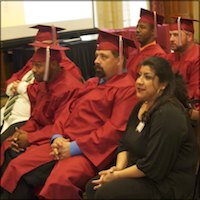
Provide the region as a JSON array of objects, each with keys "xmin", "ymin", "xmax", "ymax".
[
  {"xmin": 193, "ymin": 1, "xmax": 199, "ymax": 44},
  {"xmin": 95, "ymin": 1, "xmax": 123, "ymax": 29}
]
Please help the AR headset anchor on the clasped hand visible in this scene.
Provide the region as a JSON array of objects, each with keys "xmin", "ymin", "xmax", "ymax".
[
  {"xmin": 50, "ymin": 137, "xmax": 70, "ymax": 160},
  {"xmin": 8, "ymin": 127, "xmax": 29, "ymax": 152},
  {"xmin": 92, "ymin": 166, "xmax": 119, "ymax": 190}
]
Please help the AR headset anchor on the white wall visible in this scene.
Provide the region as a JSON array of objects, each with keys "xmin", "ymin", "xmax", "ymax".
[{"xmin": 1, "ymin": 1, "xmax": 94, "ymax": 41}]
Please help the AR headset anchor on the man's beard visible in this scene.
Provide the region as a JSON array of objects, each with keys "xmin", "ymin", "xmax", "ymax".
[
  {"xmin": 33, "ymin": 73, "xmax": 43, "ymax": 82},
  {"xmin": 94, "ymin": 65, "xmax": 105, "ymax": 78},
  {"xmin": 173, "ymin": 45, "xmax": 186, "ymax": 53}
]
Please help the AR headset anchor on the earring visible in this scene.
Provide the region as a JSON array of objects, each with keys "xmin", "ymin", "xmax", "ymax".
[
  {"xmin": 157, "ymin": 88, "xmax": 164, "ymax": 95},
  {"xmin": 157, "ymin": 89, "xmax": 161, "ymax": 94}
]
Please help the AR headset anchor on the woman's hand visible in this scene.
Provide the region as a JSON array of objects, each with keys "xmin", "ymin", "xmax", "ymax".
[
  {"xmin": 92, "ymin": 166, "xmax": 120, "ymax": 190},
  {"xmin": 99, "ymin": 166, "xmax": 119, "ymax": 175}
]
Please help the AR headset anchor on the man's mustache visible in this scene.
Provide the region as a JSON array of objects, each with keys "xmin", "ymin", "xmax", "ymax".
[
  {"xmin": 94, "ymin": 64, "xmax": 103, "ymax": 71},
  {"xmin": 94, "ymin": 64, "xmax": 101, "ymax": 69}
]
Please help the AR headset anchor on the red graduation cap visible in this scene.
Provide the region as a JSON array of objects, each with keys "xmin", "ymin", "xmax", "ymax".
[
  {"xmin": 97, "ymin": 29, "xmax": 136, "ymax": 74},
  {"xmin": 138, "ymin": 8, "xmax": 164, "ymax": 25},
  {"xmin": 138, "ymin": 8, "xmax": 164, "ymax": 38},
  {"xmin": 99, "ymin": 28, "xmax": 138, "ymax": 57},
  {"xmin": 169, "ymin": 16, "xmax": 199, "ymax": 33},
  {"xmin": 169, "ymin": 16, "xmax": 199, "ymax": 46},
  {"xmin": 97, "ymin": 29, "xmax": 136, "ymax": 57},
  {"xmin": 29, "ymin": 42, "xmax": 69, "ymax": 81},
  {"xmin": 30, "ymin": 24, "xmax": 65, "ymax": 42}
]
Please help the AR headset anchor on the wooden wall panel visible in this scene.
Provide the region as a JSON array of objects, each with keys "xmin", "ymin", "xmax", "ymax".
[
  {"xmin": 163, "ymin": 1, "xmax": 193, "ymax": 23},
  {"xmin": 150, "ymin": 0, "xmax": 193, "ymax": 22},
  {"xmin": 150, "ymin": 0, "xmax": 199, "ymax": 43}
]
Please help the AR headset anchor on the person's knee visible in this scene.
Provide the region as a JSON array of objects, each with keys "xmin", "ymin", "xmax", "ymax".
[
  {"xmin": 0, "ymin": 188, "xmax": 12, "ymax": 199},
  {"xmin": 85, "ymin": 178, "xmax": 96, "ymax": 199},
  {"xmin": 95, "ymin": 184, "xmax": 116, "ymax": 200},
  {"xmin": 86, "ymin": 178, "xmax": 124, "ymax": 199}
]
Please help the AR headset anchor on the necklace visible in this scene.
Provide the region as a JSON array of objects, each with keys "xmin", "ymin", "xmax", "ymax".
[{"xmin": 138, "ymin": 101, "xmax": 150, "ymax": 120}]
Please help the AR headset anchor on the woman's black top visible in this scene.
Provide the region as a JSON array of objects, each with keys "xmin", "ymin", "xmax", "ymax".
[{"xmin": 118, "ymin": 101, "xmax": 198, "ymax": 199}]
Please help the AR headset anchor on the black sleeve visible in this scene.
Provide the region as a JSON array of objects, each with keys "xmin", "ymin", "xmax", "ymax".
[{"xmin": 136, "ymin": 104, "xmax": 188, "ymax": 182}]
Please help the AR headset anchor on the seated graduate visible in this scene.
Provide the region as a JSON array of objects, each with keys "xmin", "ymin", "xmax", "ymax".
[
  {"xmin": 0, "ymin": 38, "xmax": 83, "ymax": 174},
  {"xmin": 0, "ymin": 30, "xmax": 138, "ymax": 200},
  {"xmin": 0, "ymin": 25, "xmax": 58, "ymax": 134},
  {"xmin": 0, "ymin": 25, "xmax": 83, "ymax": 135},
  {"xmin": 166, "ymin": 17, "xmax": 199, "ymax": 111},
  {"xmin": 126, "ymin": 8, "xmax": 167, "ymax": 80},
  {"xmin": 86, "ymin": 56, "xmax": 198, "ymax": 200}
]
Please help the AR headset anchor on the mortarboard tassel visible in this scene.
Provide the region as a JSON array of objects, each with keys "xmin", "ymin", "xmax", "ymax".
[
  {"xmin": 153, "ymin": 11, "xmax": 157, "ymax": 39},
  {"xmin": 52, "ymin": 25, "xmax": 57, "ymax": 45},
  {"xmin": 43, "ymin": 46, "xmax": 50, "ymax": 81},
  {"xmin": 177, "ymin": 16, "xmax": 182, "ymax": 46},
  {"xmin": 118, "ymin": 35, "xmax": 123, "ymax": 74}
]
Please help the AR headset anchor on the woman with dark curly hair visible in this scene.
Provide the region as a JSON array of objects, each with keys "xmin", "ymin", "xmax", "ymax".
[{"xmin": 86, "ymin": 56, "xmax": 198, "ymax": 199}]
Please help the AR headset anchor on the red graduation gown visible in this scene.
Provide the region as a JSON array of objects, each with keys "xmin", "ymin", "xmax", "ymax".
[
  {"xmin": 126, "ymin": 43, "xmax": 166, "ymax": 80},
  {"xmin": 1, "ymin": 73, "xmax": 138, "ymax": 199},
  {"xmin": 166, "ymin": 44, "xmax": 200, "ymax": 104},
  {"xmin": 0, "ymin": 67, "xmax": 83, "ymax": 165},
  {"xmin": 23, "ymin": 68, "xmax": 83, "ymax": 133}
]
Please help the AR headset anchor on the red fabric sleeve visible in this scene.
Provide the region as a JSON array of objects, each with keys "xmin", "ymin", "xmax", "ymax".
[{"xmin": 76, "ymin": 86, "xmax": 138, "ymax": 170}]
